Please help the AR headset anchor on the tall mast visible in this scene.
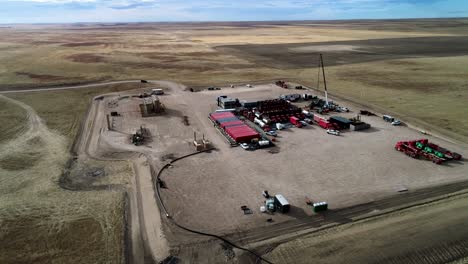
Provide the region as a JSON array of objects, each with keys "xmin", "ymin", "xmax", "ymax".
[{"xmin": 319, "ymin": 54, "xmax": 329, "ymax": 106}]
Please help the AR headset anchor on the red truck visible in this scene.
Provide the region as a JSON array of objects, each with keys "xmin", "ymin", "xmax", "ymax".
[{"xmin": 290, "ymin": 116, "xmax": 303, "ymax": 128}]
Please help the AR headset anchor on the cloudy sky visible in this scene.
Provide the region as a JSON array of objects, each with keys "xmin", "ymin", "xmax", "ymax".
[{"xmin": 1, "ymin": 0, "xmax": 467, "ymax": 24}]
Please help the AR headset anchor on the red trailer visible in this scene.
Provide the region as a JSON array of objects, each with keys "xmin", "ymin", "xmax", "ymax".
[
  {"xmin": 290, "ymin": 116, "xmax": 302, "ymax": 128},
  {"xmin": 318, "ymin": 119, "xmax": 339, "ymax": 130},
  {"xmin": 313, "ymin": 114, "xmax": 325, "ymax": 123}
]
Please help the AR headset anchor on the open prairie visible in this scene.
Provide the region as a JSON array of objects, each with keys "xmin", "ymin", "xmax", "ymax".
[
  {"xmin": 1, "ymin": 19, "xmax": 468, "ymax": 264},
  {"xmin": 266, "ymin": 193, "xmax": 468, "ymax": 264},
  {"xmin": 1, "ymin": 19, "xmax": 468, "ymax": 141}
]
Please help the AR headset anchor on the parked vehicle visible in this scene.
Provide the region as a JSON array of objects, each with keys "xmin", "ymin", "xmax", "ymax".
[
  {"xmin": 240, "ymin": 143, "xmax": 254, "ymax": 150},
  {"xmin": 383, "ymin": 115, "xmax": 394, "ymax": 122},
  {"xmin": 360, "ymin": 110, "xmax": 376, "ymax": 116},
  {"xmin": 276, "ymin": 123, "xmax": 285, "ymax": 130},
  {"xmin": 304, "ymin": 118, "xmax": 313, "ymax": 124},
  {"xmin": 151, "ymin": 88, "xmax": 164, "ymax": 95},
  {"xmin": 302, "ymin": 110, "xmax": 312, "ymax": 117},
  {"xmin": 300, "ymin": 121, "xmax": 308, "ymax": 126},
  {"xmin": 391, "ymin": 120, "xmax": 402, "ymax": 126},
  {"xmin": 337, "ymin": 106, "xmax": 349, "ymax": 112},
  {"xmin": 326, "ymin": 129, "xmax": 340, "ymax": 136}
]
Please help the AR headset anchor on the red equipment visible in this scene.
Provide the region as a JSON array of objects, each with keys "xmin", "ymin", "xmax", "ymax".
[
  {"xmin": 290, "ymin": 116, "xmax": 302, "ymax": 128},
  {"xmin": 394, "ymin": 139, "xmax": 462, "ymax": 165}
]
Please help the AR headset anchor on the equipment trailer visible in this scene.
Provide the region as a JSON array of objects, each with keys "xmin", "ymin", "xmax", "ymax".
[{"xmin": 395, "ymin": 139, "xmax": 462, "ymax": 164}]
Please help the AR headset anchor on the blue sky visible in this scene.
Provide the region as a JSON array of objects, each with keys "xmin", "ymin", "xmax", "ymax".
[{"xmin": 0, "ymin": 0, "xmax": 467, "ymax": 24}]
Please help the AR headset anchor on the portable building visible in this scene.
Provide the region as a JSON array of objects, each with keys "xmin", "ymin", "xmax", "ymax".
[
  {"xmin": 330, "ymin": 116, "xmax": 352, "ymax": 129},
  {"xmin": 274, "ymin": 194, "xmax": 290, "ymax": 213},
  {"xmin": 219, "ymin": 97, "xmax": 237, "ymax": 109}
]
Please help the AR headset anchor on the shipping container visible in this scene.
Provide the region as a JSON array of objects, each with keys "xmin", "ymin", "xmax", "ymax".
[
  {"xmin": 220, "ymin": 120, "xmax": 244, "ymax": 129},
  {"xmin": 225, "ymin": 125, "xmax": 259, "ymax": 143},
  {"xmin": 211, "ymin": 112, "xmax": 235, "ymax": 118},
  {"xmin": 210, "ymin": 112, "xmax": 235, "ymax": 121},
  {"xmin": 216, "ymin": 117, "xmax": 239, "ymax": 124},
  {"xmin": 274, "ymin": 194, "xmax": 290, "ymax": 213}
]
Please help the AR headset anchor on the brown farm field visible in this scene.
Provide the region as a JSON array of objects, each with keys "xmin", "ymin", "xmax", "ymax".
[{"xmin": 1, "ymin": 19, "xmax": 468, "ymax": 264}]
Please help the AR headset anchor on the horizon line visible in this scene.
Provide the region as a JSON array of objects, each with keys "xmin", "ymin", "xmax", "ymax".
[{"xmin": 1, "ymin": 16, "xmax": 467, "ymax": 26}]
